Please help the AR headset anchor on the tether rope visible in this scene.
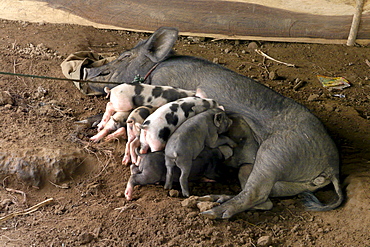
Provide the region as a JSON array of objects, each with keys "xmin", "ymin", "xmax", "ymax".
[{"xmin": 0, "ymin": 71, "xmax": 123, "ymax": 85}]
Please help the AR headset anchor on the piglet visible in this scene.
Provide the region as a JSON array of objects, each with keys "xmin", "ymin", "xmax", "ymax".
[
  {"xmin": 164, "ymin": 108, "xmax": 236, "ymax": 197},
  {"xmin": 138, "ymin": 96, "xmax": 221, "ymax": 155},
  {"xmin": 125, "ymin": 147, "xmax": 227, "ymax": 201},
  {"xmin": 91, "ymin": 83, "xmax": 195, "ymax": 142},
  {"xmin": 122, "ymin": 105, "xmax": 157, "ymax": 165}
]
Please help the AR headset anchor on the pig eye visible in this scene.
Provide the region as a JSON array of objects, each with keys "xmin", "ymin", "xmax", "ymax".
[{"xmin": 118, "ymin": 52, "xmax": 132, "ymax": 60}]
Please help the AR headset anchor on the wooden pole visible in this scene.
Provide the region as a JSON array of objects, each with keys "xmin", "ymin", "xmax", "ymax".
[{"xmin": 347, "ymin": 0, "xmax": 365, "ymax": 46}]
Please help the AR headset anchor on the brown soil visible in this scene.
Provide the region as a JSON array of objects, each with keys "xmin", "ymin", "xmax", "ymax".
[{"xmin": 0, "ymin": 19, "xmax": 369, "ymax": 246}]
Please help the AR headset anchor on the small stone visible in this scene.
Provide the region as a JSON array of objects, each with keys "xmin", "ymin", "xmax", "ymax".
[
  {"xmin": 4, "ymin": 104, "xmax": 12, "ymax": 109},
  {"xmin": 37, "ymin": 86, "xmax": 48, "ymax": 96},
  {"xmin": 0, "ymin": 91, "xmax": 14, "ymax": 106},
  {"xmin": 169, "ymin": 189, "xmax": 180, "ymax": 197},
  {"xmin": 187, "ymin": 211, "xmax": 198, "ymax": 218},
  {"xmin": 187, "ymin": 36, "xmax": 205, "ymax": 43},
  {"xmin": 268, "ymin": 71, "xmax": 278, "ymax": 80},
  {"xmin": 116, "ymin": 191, "xmax": 124, "ymax": 198},
  {"xmin": 257, "ymin": 235, "xmax": 272, "ymax": 246},
  {"xmin": 0, "ymin": 199, "xmax": 13, "ymax": 208},
  {"xmin": 317, "ymin": 228, "xmax": 324, "ymax": 233},
  {"xmin": 196, "ymin": 201, "xmax": 219, "ymax": 212},
  {"xmin": 291, "ymin": 224, "xmax": 299, "ymax": 233},
  {"xmin": 224, "ymin": 48, "xmax": 231, "ymax": 53},
  {"xmin": 78, "ymin": 232, "xmax": 95, "ymax": 244},
  {"xmin": 213, "ymin": 58, "xmax": 219, "ymax": 64},
  {"xmin": 307, "ymin": 94, "xmax": 320, "ymax": 101},
  {"xmin": 181, "ymin": 196, "xmax": 199, "ymax": 208},
  {"xmin": 323, "ymin": 103, "xmax": 335, "ymax": 112},
  {"xmin": 248, "ymin": 42, "xmax": 259, "ymax": 50}
]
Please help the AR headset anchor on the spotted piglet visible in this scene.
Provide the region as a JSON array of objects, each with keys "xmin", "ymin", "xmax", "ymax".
[
  {"xmin": 90, "ymin": 83, "xmax": 195, "ymax": 142},
  {"xmin": 122, "ymin": 105, "xmax": 157, "ymax": 165},
  {"xmin": 137, "ymin": 96, "xmax": 222, "ymax": 155}
]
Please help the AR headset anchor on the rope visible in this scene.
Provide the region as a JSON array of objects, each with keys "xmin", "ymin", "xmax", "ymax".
[{"xmin": 0, "ymin": 71, "xmax": 123, "ymax": 85}]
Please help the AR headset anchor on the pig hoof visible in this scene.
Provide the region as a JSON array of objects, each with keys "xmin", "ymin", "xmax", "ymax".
[
  {"xmin": 216, "ymin": 195, "xmax": 234, "ymax": 203},
  {"xmin": 200, "ymin": 210, "xmax": 218, "ymax": 220},
  {"xmin": 90, "ymin": 136, "xmax": 101, "ymax": 142}
]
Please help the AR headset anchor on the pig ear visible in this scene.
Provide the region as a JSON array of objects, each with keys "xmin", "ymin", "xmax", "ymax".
[
  {"xmin": 214, "ymin": 112, "xmax": 224, "ymax": 128},
  {"xmin": 144, "ymin": 27, "xmax": 178, "ymax": 63},
  {"xmin": 136, "ymin": 122, "xmax": 148, "ymax": 130}
]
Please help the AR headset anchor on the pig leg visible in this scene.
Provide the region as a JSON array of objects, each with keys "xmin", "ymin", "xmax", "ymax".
[
  {"xmin": 97, "ymin": 102, "xmax": 115, "ymax": 132},
  {"xmin": 208, "ymin": 135, "xmax": 237, "ymax": 149},
  {"xmin": 201, "ymin": 135, "xmax": 299, "ymax": 219},
  {"xmin": 129, "ymin": 137, "xmax": 141, "ymax": 164},
  {"xmin": 164, "ymin": 157, "xmax": 176, "ymax": 191},
  {"xmin": 177, "ymin": 156, "xmax": 193, "ymax": 197},
  {"xmin": 122, "ymin": 140, "xmax": 132, "ymax": 165},
  {"xmin": 199, "ymin": 163, "xmax": 254, "ymax": 203},
  {"xmin": 105, "ymin": 127, "xmax": 127, "ymax": 141},
  {"xmin": 90, "ymin": 129, "xmax": 109, "ymax": 142}
]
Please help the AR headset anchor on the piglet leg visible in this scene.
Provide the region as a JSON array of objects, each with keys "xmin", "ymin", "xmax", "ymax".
[
  {"xmin": 129, "ymin": 137, "xmax": 141, "ymax": 165},
  {"xmin": 105, "ymin": 127, "xmax": 127, "ymax": 141},
  {"xmin": 97, "ymin": 102, "xmax": 115, "ymax": 132},
  {"xmin": 90, "ymin": 128, "xmax": 110, "ymax": 142}
]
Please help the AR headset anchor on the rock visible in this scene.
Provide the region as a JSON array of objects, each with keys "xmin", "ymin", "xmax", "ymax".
[
  {"xmin": 0, "ymin": 91, "xmax": 14, "ymax": 106},
  {"xmin": 116, "ymin": 191, "xmax": 124, "ymax": 198},
  {"xmin": 78, "ymin": 232, "xmax": 95, "ymax": 244},
  {"xmin": 307, "ymin": 94, "xmax": 320, "ymax": 101},
  {"xmin": 181, "ymin": 196, "xmax": 199, "ymax": 208},
  {"xmin": 0, "ymin": 198, "xmax": 13, "ymax": 209},
  {"xmin": 248, "ymin": 42, "xmax": 259, "ymax": 50},
  {"xmin": 197, "ymin": 201, "xmax": 219, "ymax": 212},
  {"xmin": 268, "ymin": 71, "xmax": 278, "ymax": 80},
  {"xmin": 224, "ymin": 48, "xmax": 231, "ymax": 54},
  {"xmin": 186, "ymin": 211, "xmax": 198, "ymax": 218},
  {"xmin": 169, "ymin": 189, "xmax": 180, "ymax": 197},
  {"xmin": 187, "ymin": 36, "xmax": 205, "ymax": 43},
  {"xmin": 257, "ymin": 235, "xmax": 272, "ymax": 246},
  {"xmin": 0, "ymin": 148, "xmax": 85, "ymax": 187}
]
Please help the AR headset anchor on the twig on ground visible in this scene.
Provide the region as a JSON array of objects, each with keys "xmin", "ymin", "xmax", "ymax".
[
  {"xmin": 4, "ymin": 188, "xmax": 27, "ymax": 204},
  {"xmin": 255, "ymin": 49, "xmax": 296, "ymax": 67},
  {"xmin": 48, "ymin": 180, "xmax": 70, "ymax": 189},
  {"xmin": 365, "ymin": 59, "xmax": 370, "ymax": 68},
  {"xmin": 0, "ymin": 198, "xmax": 54, "ymax": 223},
  {"xmin": 286, "ymin": 208, "xmax": 306, "ymax": 221}
]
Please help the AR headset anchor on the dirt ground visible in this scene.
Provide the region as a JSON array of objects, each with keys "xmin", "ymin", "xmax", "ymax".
[{"xmin": 0, "ymin": 19, "xmax": 369, "ymax": 246}]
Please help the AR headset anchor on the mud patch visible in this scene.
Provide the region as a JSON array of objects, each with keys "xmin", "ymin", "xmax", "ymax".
[{"xmin": 0, "ymin": 148, "xmax": 86, "ymax": 186}]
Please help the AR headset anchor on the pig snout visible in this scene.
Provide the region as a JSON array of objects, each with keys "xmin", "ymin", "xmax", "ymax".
[{"xmin": 125, "ymin": 183, "xmax": 134, "ymax": 200}]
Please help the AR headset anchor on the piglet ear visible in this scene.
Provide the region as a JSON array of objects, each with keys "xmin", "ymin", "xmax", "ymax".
[
  {"xmin": 213, "ymin": 112, "xmax": 224, "ymax": 128},
  {"xmin": 136, "ymin": 122, "xmax": 149, "ymax": 130},
  {"xmin": 136, "ymin": 122, "xmax": 144, "ymax": 130},
  {"xmin": 144, "ymin": 27, "xmax": 178, "ymax": 63},
  {"xmin": 104, "ymin": 87, "xmax": 111, "ymax": 98}
]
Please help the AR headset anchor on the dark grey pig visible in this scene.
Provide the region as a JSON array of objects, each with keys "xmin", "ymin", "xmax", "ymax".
[
  {"xmin": 86, "ymin": 27, "xmax": 343, "ymax": 219},
  {"xmin": 125, "ymin": 147, "xmax": 226, "ymax": 201},
  {"xmin": 164, "ymin": 108, "xmax": 236, "ymax": 197}
]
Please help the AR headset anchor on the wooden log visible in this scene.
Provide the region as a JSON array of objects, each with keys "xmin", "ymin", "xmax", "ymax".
[{"xmin": 6, "ymin": 0, "xmax": 370, "ymax": 44}]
